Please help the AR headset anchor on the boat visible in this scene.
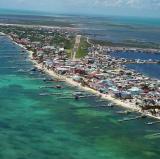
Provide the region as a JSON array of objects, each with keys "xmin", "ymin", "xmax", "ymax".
[
  {"xmin": 75, "ymin": 95, "xmax": 80, "ymax": 100},
  {"xmin": 146, "ymin": 121, "xmax": 160, "ymax": 125},
  {"xmin": 29, "ymin": 67, "xmax": 37, "ymax": 72},
  {"xmin": 43, "ymin": 78, "xmax": 54, "ymax": 82},
  {"xmin": 39, "ymin": 93, "xmax": 51, "ymax": 96},
  {"xmin": 73, "ymin": 92, "xmax": 85, "ymax": 96},
  {"xmin": 108, "ymin": 103, "xmax": 114, "ymax": 107},
  {"xmin": 55, "ymin": 85, "xmax": 63, "ymax": 89},
  {"xmin": 116, "ymin": 110, "xmax": 130, "ymax": 114},
  {"xmin": 39, "ymin": 86, "xmax": 55, "ymax": 89},
  {"xmin": 17, "ymin": 69, "xmax": 26, "ymax": 73}
]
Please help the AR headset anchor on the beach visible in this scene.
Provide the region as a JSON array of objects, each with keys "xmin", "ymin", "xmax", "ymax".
[
  {"xmin": 1, "ymin": 27, "xmax": 160, "ymax": 159},
  {"xmin": 12, "ymin": 40, "xmax": 160, "ymax": 120}
]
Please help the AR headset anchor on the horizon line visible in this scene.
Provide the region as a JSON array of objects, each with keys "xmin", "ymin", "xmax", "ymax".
[{"xmin": 0, "ymin": 8, "xmax": 160, "ymax": 19}]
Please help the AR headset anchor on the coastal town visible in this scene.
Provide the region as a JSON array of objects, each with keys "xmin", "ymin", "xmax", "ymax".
[{"xmin": 0, "ymin": 24, "xmax": 160, "ymax": 119}]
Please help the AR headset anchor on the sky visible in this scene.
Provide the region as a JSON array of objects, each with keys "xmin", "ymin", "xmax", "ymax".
[{"xmin": 0, "ymin": 0, "xmax": 160, "ymax": 18}]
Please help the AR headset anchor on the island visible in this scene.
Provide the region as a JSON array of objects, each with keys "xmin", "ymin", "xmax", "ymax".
[{"xmin": 0, "ymin": 24, "xmax": 160, "ymax": 120}]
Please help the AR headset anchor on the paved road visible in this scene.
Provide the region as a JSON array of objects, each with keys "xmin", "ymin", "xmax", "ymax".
[
  {"xmin": 72, "ymin": 35, "xmax": 81, "ymax": 60},
  {"xmin": 87, "ymin": 37, "xmax": 93, "ymax": 46}
]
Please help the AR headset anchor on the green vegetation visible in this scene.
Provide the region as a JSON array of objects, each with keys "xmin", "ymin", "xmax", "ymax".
[
  {"xmin": 66, "ymin": 49, "xmax": 72, "ymax": 58},
  {"xmin": 52, "ymin": 34, "xmax": 74, "ymax": 49},
  {"xmin": 0, "ymin": 25, "xmax": 75, "ymax": 54},
  {"xmin": 91, "ymin": 39, "xmax": 160, "ymax": 49},
  {"xmin": 0, "ymin": 15, "xmax": 73, "ymax": 27},
  {"xmin": 76, "ymin": 37, "xmax": 91, "ymax": 58}
]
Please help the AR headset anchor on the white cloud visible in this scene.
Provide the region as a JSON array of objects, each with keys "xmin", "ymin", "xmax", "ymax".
[
  {"xmin": 91, "ymin": 0, "xmax": 160, "ymax": 9},
  {"xmin": 94, "ymin": 0, "xmax": 137, "ymax": 7},
  {"xmin": 2, "ymin": 0, "xmax": 160, "ymax": 10},
  {"xmin": 0, "ymin": 0, "xmax": 160, "ymax": 17}
]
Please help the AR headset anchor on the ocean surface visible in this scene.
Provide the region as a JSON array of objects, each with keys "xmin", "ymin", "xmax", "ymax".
[
  {"xmin": 0, "ymin": 13, "xmax": 160, "ymax": 43},
  {"xmin": 0, "ymin": 36, "xmax": 160, "ymax": 159},
  {"xmin": 110, "ymin": 51, "xmax": 160, "ymax": 79},
  {"xmin": 126, "ymin": 64, "xmax": 160, "ymax": 79},
  {"xmin": 78, "ymin": 16, "xmax": 160, "ymax": 43}
]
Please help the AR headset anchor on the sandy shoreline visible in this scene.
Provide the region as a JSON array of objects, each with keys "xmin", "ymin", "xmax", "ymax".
[
  {"xmin": 1, "ymin": 23, "xmax": 160, "ymax": 53},
  {"xmin": 0, "ymin": 23, "xmax": 80, "ymax": 31},
  {"xmin": 10, "ymin": 38, "xmax": 160, "ymax": 120}
]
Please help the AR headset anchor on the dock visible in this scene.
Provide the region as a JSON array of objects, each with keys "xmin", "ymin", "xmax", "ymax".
[
  {"xmin": 71, "ymin": 104, "xmax": 114, "ymax": 110},
  {"xmin": 118, "ymin": 115, "xmax": 147, "ymax": 122},
  {"xmin": 146, "ymin": 121, "xmax": 160, "ymax": 125}
]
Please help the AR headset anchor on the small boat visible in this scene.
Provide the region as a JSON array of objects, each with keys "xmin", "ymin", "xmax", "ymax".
[
  {"xmin": 75, "ymin": 95, "xmax": 80, "ymax": 100},
  {"xmin": 141, "ymin": 115, "xmax": 147, "ymax": 119},
  {"xmin": 55, "ymin": 85, "xmax": 63, "ymax": 89},
  {"xmin": 39, "ymin": 86, "xmax": 55, "ymax": 89},
  {"xmin": 116, "ymin": 110, "xmax": 131, "ymax": 115},
  {"xmin": 39, "ymin": 93, "xmax": 51, "ymax": 96},
  {"xmin": 152, "ymin": 133, "xmax": 160, "ymax": 136},
  {"xmin": 74, "ymin": 92, "xmax": 87, "ymax": 100},
  {"xmin": 146, "ymin": 121, "xmax": 160, "ymax": 125},
  {"xmin": 108, "ymin": 103, "xmax": 114, "ymax": 107},
  {"xmin": 17, "ymin": 69, "xmax": 26, "ymax": 73},
  {"xmin": 43, "ymin": 78, "xmax": 54, "ymax": 82},
  {"xmin": 29, "ymin": 67, "xmax": 37, "ymax": 72},
  {"xmin": 73, "ymin": 92, "xmax": 84, "ymax": 96}
]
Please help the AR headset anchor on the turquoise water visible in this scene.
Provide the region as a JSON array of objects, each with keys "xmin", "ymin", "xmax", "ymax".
[
  {"xmin": 0, "ymin": 9, "xmax": 47, "ymax": 16},
  {"xmin": 108, "ymin": 16, "xmax": 160, "ymax": 27},
  {"xmin": 0, "ymin": 36, "xmax": 160, "ymax": 159}
]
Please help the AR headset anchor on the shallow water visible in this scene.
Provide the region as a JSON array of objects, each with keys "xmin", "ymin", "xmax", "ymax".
[{"xmin": 0, "ymin": 36, "xmax": 160, "ymax": 159}]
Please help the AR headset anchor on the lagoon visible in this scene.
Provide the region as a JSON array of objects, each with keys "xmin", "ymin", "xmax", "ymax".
[{"xmin": 110, "ymin": 51, "xmax": 160, "ymax": 79}]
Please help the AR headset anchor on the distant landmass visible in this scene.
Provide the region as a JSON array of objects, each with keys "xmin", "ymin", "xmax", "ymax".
[{"xmin": 0, "ymin": 9, "xmax": 160, "ymax": 48}]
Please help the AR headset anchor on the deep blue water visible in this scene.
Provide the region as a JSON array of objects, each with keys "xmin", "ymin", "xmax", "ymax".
[
  {"xmin": 127, "ymin": 64, "xmax": 160, "ymax": 79},
  {"xmin": 79, "ymin": 16, "xmax": 160, "ymax": 43},
  {"xmin": 110, "ymin": 51, "xmax": 160, "ymax": 79},
  {"xmin": 110, "ymin": 51, "xmax": 160, "ymax": 60}
]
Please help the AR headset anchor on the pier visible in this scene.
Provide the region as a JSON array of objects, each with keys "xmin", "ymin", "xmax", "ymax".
[
  {"xmin": 70, "ymin": 103, "xmax": 114, "ymax": 110},
  {"xmin": 122, "ymin": 60, "xmax": 160, "ymax": 65},
  {"xmin": 116, "ymin": 110, "xmax": 132, "ymax": 115},
  {"xmin": 0, "ymin": 32, "xmax": 5, "ymax": 36},
  {"xmin": 118, "ymin": 115, "xmax": 147, "ymax": 122},
  {"xmin": 146, "ymin": 120, "xmax": 160, "ymax": 125}
]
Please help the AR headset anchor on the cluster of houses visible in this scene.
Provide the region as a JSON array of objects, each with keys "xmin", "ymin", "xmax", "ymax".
[{"xmin": 6, "ymin": 26, "xmax": 160, "ymax": 117}]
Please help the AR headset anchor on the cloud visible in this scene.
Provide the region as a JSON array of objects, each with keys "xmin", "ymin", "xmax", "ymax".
[
  {"xmin": 0, "ymin": 0, "xmax": 160, "ymax": 17},
  {"xmin": 1, "ymin": 0, "xmax": 160, "ymax": 9},
  {"xmin": 92, "ymin": 0, "xmax": 160, "ymax": 9}
]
